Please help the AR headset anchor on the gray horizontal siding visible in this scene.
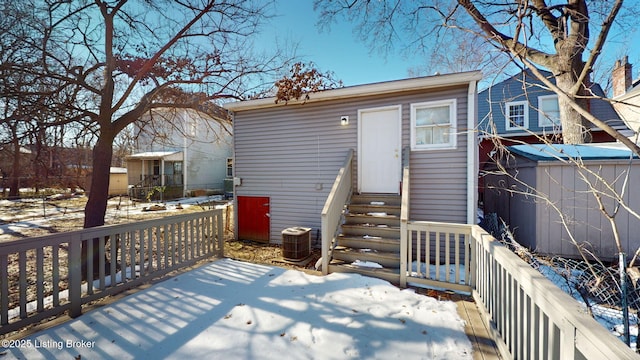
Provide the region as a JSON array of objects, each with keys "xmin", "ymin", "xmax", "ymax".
[
  {"xmin": 407, "ymin": 87, "xmax": 470, "ymax": 224},
  {"xmin": 234, "ymin": 85, "xmax": 473, "ymax": 242},
  {"xmin": 234, "ymin": 99, "xmax": 357, "ymax": 242}
]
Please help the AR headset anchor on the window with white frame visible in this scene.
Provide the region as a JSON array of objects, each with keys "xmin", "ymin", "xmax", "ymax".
[
  {"xmin": 505, "ymin": 101, "xmax": 528, "ymax": 130},
  {"xmin": 537, "ymin": 95, "xmax": 560, "ymax": 127},
  {"xmin": 226, "ymin": 158, "xmax": 233, "ymax": 177},
  {"xmin": 410, "ymin": 99, "xmax": 457, "ymax": 150}
]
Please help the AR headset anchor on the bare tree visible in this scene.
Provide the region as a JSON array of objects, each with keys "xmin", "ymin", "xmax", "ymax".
[
  {"xmin": 4, "ymin": 0, "xmax": 290, "ymax": 276},
  {"xmin": 315, "ymin": 1, "xmax": 638, "ymax": 149},
  {"xmin": 0, "ymin": 3, "xmax": 50, "ymax": 198}
]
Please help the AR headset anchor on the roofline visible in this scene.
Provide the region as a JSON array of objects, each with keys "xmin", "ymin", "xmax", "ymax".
[
  {"xmin": 478, "ymin": 125, "xmax": 623, "ymax": 140},
  {"xmin": 126, "ymin": 151, "xmax": 183, "ymax": 160},
  {"xmin": 224, "ymin": 71, "xmax": 482, "ymax": 111},
  {"xmin": 614, "ymin": 83, "xmax": 640, "ymax": 101},
  {"xmin": 508, "ymin": 144, "xmax": 638, "ymax": 162}
]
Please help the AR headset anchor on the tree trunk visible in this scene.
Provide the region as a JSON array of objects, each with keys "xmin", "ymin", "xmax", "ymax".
[
  {"xmin": 82, "ymin": 128, "xmax": 115, "ymax": 279},
  {"xmin": 9, "ymin": 127, "xmax": 21, "ymax": 199},
  {"xmin": 555, "ymin": 73, "xmax": 591, "ymax": 144},
  {"xmin": 550, "ymin": 48, "xmax": 591, "ymax": 145},
  {"xmin": 84, "ymin": 133, "xmax": 114, "ymax": 228}
]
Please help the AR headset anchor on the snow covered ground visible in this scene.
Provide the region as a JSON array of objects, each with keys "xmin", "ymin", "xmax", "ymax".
[
  {"xmin": 0, "ymin": 194, "xmax": 227, "ymax": 241},
  {"xmin": 538, "ymin": 264, "xmax": 639, "ymax": 348},
  {"xmin": 0, "ymin": 259, "xmax": 472, "ymax": 360}
]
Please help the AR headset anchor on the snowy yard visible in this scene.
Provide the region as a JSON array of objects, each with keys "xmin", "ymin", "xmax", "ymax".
[
  {"xmin": 0, "ymin": 259, "xmax": 472, "ymax": 360},
  {"xmin": 0, "ymin": 194, "xmax": 225, "ymax": 242}
]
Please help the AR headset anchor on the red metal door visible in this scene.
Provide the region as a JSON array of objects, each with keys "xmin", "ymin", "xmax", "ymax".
[{"xmin": 237, "ymin": 196, "xmax": 270, "ymax": 243}]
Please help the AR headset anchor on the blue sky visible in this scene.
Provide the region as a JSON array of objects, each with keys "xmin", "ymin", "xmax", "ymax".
[
  {"xmin": 260, "ymin": 1, "xmax": 421, "ymax": 86},
  {"xmin": 258, "ymin": 1, "xmax": 640, "ymax": 90}
]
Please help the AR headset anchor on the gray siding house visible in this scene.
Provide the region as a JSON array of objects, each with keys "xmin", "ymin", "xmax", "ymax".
[{"xmin": 225, "ymin": 72, "xmax": 481, "ymax": 245}]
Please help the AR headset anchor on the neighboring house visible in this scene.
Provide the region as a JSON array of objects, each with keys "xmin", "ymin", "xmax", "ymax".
[
  {"xmin": 478, "ymin": 69, "xmax": 627, "ymax": 146},
  {"xmin": 224, "ymin": 72, "xmax": 481, "ymax": 244},
  {"xmin": 612, "ymin": 56, "xmax": 640, "ymax": 134},
  {"xmin": 126, "ymin": 108, "xmax": 232, "ymax": 200},
  {"xmin": 477, "ymin": 69, "xmax": 629, "ymax": 202},
  {"xmin": 484, "ymin": 143, "xmax": 640, "ymax": 261}
]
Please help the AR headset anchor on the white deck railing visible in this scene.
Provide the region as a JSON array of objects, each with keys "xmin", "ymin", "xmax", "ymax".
[
  {"xmin": 401, "ymin": 221, "xmax": 473, "ymax": 293},
  {"xmin": 400, "ymin": 220, "xmax": 638, "ymax": 359},
  {"xmin": 0, "ymin": 209, "xmax": 224, "ymax": 336},
  {"xmin": 319, "ymin": 151, "xmax": 637, "ymax": 359},
  {"xmin": 320, "ymin": 149, "xmax": 354, "ymax": 275},
  {"xmin": 470, "ymin": 224, "xmax": 639, "ymax": 359}
]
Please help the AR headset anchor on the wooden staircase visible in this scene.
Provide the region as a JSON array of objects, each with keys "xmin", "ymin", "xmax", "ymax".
[{"xmin": 328, "ymin": 193, "xmax": 401, "ymax": 284}]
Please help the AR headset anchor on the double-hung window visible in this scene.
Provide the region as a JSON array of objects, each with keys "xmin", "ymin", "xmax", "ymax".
[
  {"xmin": 538, "ymin": 95, "xmax": 560, "ymax": 127},
  {"xmin": 410, "ymin": 99, "xmax": 457, "ymax": 150},
  {"xmin": 505, "ymin": 101, "xmax": 529, "ymax": 130},
  {"xmin": 226, "ymin": 158, "xmax": 233, "ymax": 177}
]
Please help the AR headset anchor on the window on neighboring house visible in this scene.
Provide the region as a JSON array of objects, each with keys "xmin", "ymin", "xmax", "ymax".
[
  {"xmin": 505, "ymin": 101, "xmax": 529, "ymax": 130},
  {"xmin": 410, "ymin": 99, "xmax": 457, "ymax": 150},
  {"xmin": 152, "ymin": 160, "xmax": 160, "ymax": 175},
  {"xmin": 226, "ymin": 158, "xmax": 233, "ymax": 177},
  {"xmin": 173, "ymin": 161, "xmax": 183, "ymax": 174},
  {"xmin": 538, "ymin": 95, "xmax": 560, "ymax": 127}
]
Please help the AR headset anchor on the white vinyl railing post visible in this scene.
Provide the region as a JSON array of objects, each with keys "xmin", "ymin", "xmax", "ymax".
[
  {"xmin": 68, "ymin": 233, "xmax": 82, "ymax": 318},
  {"xmin": 399, "ymin": 166, "xmax": 410, "ymax": 288}
]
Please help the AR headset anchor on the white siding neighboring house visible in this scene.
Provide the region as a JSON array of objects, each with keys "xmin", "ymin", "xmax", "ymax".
[
  {"xmin": 126, "ymin": 108, "xmax": 232, "ymax": 200},
  {"xmin": 225, "ymin": 72, "xmax": 481, "ymax": 244}
]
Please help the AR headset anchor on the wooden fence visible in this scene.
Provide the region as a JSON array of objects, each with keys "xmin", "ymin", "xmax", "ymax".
[{"xmin": 0, "ymin": 209, "xmax": 224, "ymax": 336}]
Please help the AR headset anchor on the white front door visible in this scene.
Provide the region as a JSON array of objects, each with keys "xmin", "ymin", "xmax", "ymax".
[{"xmin": 358, "ymin": 106, "xmax": 402, "ymax": 193}]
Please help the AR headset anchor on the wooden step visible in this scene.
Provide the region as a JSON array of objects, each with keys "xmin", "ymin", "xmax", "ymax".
[
  {"xmin": 328, "ymin": 262, "xmax": 400, "ymax": 285},
  {"xmin": 332, "ymin": 246, "xmax": 400, "ymax": 268},
  {"xmin": 347, "ymin": 204, "xmax": 400, "ymax": 217},
  {"xmin": 340, "ymin": 224, "xmax": 400, "ymax": 239},
  {"xmin": 344, "ymin": 213, "xmax": 400, "ymax": 227},
  {"xmin": 351, "ymin": 193, "xmax": 401, "ymax": 206},
  {"xmin": 337, "ymin": 235, "xmax": 399, "ymax": 252}
]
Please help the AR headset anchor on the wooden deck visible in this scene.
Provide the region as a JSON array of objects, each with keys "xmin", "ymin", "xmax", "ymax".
[{"xmin": 414, "ymin": 288, "xmax": 501, "ymax": 360}]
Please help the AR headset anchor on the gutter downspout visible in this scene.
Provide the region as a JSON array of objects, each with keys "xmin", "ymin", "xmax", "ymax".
[{"xmin": 467, "ymin": 80, "xmax": 478, "ymax": 225}]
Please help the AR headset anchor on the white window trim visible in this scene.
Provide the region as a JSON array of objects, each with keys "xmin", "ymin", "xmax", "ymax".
[
  {"xmin": 226, "ymin": 157, "xmax": 233, "ymax": 178},
  {"xmin": 505, "ymin": 100, "xmax": 529, "ymax": 130},
  {"xmin": 537, "ymin": 94, "xmax": 560, "ymax": 128},
  {"xmin": 410, "ymin": 99, "xmax": 457, "ymax": 150}
]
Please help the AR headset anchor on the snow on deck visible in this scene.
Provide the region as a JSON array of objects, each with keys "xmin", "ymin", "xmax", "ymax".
[{"xmin": 1, "ymin": 259, "xmax": 472, "ymax": 360}]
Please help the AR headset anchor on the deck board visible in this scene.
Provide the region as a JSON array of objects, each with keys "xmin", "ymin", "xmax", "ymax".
[{"xmin": 413, "ymin": 288, "xmax": 502, "ymax": 360}]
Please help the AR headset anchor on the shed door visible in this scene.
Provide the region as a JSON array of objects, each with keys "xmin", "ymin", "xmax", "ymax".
[
  {"xmin": 237, "ymin": 196, "xmax": 270, "ymax": 243},
  {"xmin": 358, "ymin": 106, "xmax": 402, "ymax": 193}
]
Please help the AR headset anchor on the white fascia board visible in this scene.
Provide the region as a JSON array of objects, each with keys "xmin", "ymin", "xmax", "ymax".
[{"xmin": 224, "ymin": 71, "xmax": 483, "ymax": 112}]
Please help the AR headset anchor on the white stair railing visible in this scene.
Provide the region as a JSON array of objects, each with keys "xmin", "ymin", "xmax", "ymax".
[{"xmin": 320, "ymin": 149, "xmax": 354, "ymax": 275}]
